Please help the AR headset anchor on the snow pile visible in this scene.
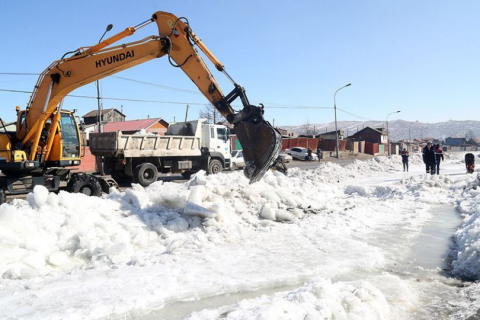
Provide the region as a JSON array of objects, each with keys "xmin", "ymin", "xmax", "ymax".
[
  {"xmin": 0, "ymin": 183, "xmax": 202, "ymax": 279},
  {"xmin": 451, "ymin": 174, "xmax": 480, "ymax": 280},
  {"xmin": 0, "ymin": 153, "xmax": 480, "ymax": 319},
  {"xmin": 188, "ymin": 274, "xmax": 419, "ymax": 320},
  {"xmin": 187, "ymin": 278, "xmax": 392, "ymax": 320}
]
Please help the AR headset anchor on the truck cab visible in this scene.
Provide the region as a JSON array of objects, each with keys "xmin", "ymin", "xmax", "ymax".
[{"xmin": 201, "ymin": 123, "xmax": 231, "ymax": 168}]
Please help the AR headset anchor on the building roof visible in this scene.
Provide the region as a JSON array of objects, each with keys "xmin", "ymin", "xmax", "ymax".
[
  {"xmin": 102, "ymin": 118, "xmax": 167, "ymax": 132},
  {"xmin": 83, "ymin": 108, "xmax": 126, "ymax": 118},
  {"xmin": 348, "ymin": 126, "xmax": 385, "ymax": 137},
  {"xmin": 445, "ymin": 137, "xmax": 467, "ymax": 146}
]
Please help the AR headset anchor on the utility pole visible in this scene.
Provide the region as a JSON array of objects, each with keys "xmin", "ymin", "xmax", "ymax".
[
  {"xmin": 185, "ymin": 105, "xmax": 189, "ymax": 122},
  {"xmin": 334, "ymin": 83, "xmax": 352, "ymax": 158},
  {"xmin": 386, "ymin": 110, "xmax": 401, "ymax": 156},
  {"xmin": 96, "ymin": 23, "xmax": 113, "ymax": 133}
]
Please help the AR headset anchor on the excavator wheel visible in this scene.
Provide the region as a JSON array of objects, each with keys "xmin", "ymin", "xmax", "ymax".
[{"xmin": 67, "ymin": 174, "xmax": 102, "ymax": 197}]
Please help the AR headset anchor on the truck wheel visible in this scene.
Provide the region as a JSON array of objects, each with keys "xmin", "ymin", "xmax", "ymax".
[
  {"xmin": 0, "ymin": 189, "xmax": 6, "ymax": 205},
  {"xmin": 134, "ymin": 163, "xmax": 158, "ymax": 187},
  {"xmin": 208, "ymin": 159, "xmax": 222, "ymax": 175},
  {"xmin": 67, "ymin": 174, "xmax": 102, "ymax": 197}
]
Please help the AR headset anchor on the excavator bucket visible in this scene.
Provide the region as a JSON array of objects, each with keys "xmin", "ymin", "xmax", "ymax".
[{"xmin": 235, "ymin": 120, "xmax": 282, "ymax": 184}]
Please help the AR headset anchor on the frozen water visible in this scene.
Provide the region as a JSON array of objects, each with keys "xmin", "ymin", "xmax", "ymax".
[{"xmin": 0, "ymin": 152, "xmax": 480, "ymax": 319}]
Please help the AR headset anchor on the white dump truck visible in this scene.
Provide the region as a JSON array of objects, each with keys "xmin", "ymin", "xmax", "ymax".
[{"xmin": 89, "ymin": 119, "xmax": 231, "ymax": 186}]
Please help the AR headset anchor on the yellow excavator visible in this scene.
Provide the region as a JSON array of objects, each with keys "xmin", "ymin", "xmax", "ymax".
[{"xmin": 0, "ymin": 11, "xmax": 282, "ymax": 204}]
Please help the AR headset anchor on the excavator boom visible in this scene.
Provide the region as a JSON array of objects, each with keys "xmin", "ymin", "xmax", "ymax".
[{"xmin": 15, "ymin": 11, "xmax": 281, "ymax": 183}]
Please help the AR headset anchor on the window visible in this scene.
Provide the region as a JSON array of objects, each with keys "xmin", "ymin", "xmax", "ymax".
[
  {"xmin": 60, "ymin": 113, "xmax": 80, "ymax": 158},
  {"xmin": 217, "ymin": 128, "xmax": 228, "ymax": 141},
  {"xmin": 210, "ymin": 127, "xmax": 215, "ymax": 138}
]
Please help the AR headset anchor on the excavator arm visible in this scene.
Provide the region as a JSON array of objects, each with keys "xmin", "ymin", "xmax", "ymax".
[{"xmin": 16, "ymin": 11, "xmax": 281, "ymax": 183}]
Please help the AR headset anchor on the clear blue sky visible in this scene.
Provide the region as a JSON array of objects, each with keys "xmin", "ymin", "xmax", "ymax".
[{"xmin": 1, "ymin": 0, "xmax": 479, "ymax": 126}]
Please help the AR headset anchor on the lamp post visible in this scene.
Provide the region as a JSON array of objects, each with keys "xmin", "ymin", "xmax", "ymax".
[
  {"xmin": 334, "ymin": 83, "xmax": 351, "ymax": 158},
  {"xmin": 386, "ymin": 110, "xmax": 400, "ymax": 156},
  {"xmin": 408, "ymin": 120, "xmax": 418, "ymax": 142},
  {"xmin": 96, "ymin": 24, "xmax": 113, "ymax": 133},
  {"xmin": 421, "ymin": 127, "xmax": 429, "ymax": 140}
]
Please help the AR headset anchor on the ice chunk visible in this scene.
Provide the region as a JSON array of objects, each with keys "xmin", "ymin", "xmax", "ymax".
[
  {"xmin": 166, "ymin": 217, "xmax": 189, "ymax": 232},
  {"xmin": 48, "ymin": 251, "xmax": 70, "ymax": 267},
  {"xmin": 28, "ymin": 185, "xmax": 49, "ymax": 208},
  {"xmin": 187, "ymin": 170, "xmax": 207, "ymax": 187}
]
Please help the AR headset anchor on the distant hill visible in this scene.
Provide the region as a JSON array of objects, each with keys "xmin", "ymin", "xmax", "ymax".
[{"xmin": 281, "ymin": 120, "xmax": 480, "ymax": 141}]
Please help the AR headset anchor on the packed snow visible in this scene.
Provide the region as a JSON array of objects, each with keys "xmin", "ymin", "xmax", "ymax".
[{"xmin": 0, "ymin": 152, "xmax": 480, "ymax": 319}]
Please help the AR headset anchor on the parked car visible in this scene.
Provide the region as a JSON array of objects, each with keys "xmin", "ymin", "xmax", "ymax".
[
  {"xmin": 278, "ymin": 151, "xmax": 292, "ymax": 163},
  {"xmin": 231, "ymin": 150, "xmax": 245, "ymax": 170},
  {"xmin": 285, "ymin": 147, "xmax": 318, "ymax": 161}
]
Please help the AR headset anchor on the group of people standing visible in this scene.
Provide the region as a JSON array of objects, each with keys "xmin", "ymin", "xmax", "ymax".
[
  {"xmin": 400, "ymin": 141, "xmax": 444, "ymax": 174},
  {"xmin": 424, "ymin": 142, "xmax": 444, "ymax": 174},
  {"xmin": 306, "ymin": 147, "xmax": 323, "ymax": 162}
]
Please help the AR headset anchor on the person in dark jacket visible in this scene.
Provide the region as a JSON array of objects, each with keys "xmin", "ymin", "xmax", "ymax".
[
  {"xmin": 434, "ymin": 144, "xmax": 444, "ymax": 174},
  {"xmin": 307, "ymin": 148, "xmax": 313, "ymax": 161},
  {"xmin": 401, "ymin": 148, "xmax": 409, "ymax": 172},
  {"xmin": 316, "ymin": 146, "xmax": 322, "ymax": 162},
  {"xmin": 422, "ymin": 141, "xmax": 435, "ymax": 174}
]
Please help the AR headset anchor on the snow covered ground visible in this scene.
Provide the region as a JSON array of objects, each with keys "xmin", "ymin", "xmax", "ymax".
[{"xmin": 1, "ymin": 152, "xmax": 480, "ymax": 319}]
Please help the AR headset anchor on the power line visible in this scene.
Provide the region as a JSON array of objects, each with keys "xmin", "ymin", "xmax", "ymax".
[
  {"xmin": 0, "ymin": 73, "xmax": 335, "ymax": 110},
  {"xmin": 0, "ymin": 72, "xmax": 39, "ymax": 76},
  {"xmin": 111, "ymin": 76, "xmax": 202, "ymax": 95},
  {"xmin": 0, "ymin": 88, "xmax": 334, "ymax": 110},
  {"xmin": 0, "ymin": 88, "xmax": 207, "ymax": 106},
  {"xmin": 337, "ymin": 107, "xmax": 371, "ymax": 121}
]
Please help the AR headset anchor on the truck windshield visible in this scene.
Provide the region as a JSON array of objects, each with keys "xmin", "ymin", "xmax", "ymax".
[
  {"xmin": 217, "ymin": 128, "xmax": 228, "ymax": 141},
  {"xmin": 60, "ymin": 112, "xmax": 80, "ymax": 158}
]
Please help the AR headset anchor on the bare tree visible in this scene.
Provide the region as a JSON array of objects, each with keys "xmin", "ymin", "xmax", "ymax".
[
  {"xmin": 199, "ymin": 104, "xmax": 224, "ymax": 124},
  {"xmin": 300, "ymin": 120, "xmax": 316, "ymax": 136},
  {"xmin": 465, "ymin": 129, "xmax": 475, "ymax": 141}
]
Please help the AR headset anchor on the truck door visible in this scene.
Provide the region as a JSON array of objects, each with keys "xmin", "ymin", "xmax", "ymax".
[{"xmin": 210, "ymin": 126, "xmax": 231, "ymax": 158}]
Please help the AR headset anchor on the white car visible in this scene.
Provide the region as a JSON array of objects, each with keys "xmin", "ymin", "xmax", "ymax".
[
  {"xmin": 230, "ymin": 150, "xmax": 245, "ymax": 170},
  {"xmin": 285, "ymin": 147, "xmax": 318, "ymax": 161},
  {"xmin": 278, "ymin": 151, "xmax": 292, "ymax": 163}
]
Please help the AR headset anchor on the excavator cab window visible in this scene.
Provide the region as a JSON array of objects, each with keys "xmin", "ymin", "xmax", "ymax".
[
  {"xmin": 17, "ymin": 111, "xmax": 26, "ymax": 132},
  {"xmin": 59, "ymin": 112, "xmax": 80, "ymax": 159}
]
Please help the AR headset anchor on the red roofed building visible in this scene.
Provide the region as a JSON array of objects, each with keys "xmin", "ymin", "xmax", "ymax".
[{"xmin": 103, "ymin": 118, "xmax": 169, "ymax": 135}]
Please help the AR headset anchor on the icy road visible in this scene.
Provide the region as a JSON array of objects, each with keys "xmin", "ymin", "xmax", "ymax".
[{"xmin": 1, "ymin": 152, "xmax": 480, "ymax": 319}]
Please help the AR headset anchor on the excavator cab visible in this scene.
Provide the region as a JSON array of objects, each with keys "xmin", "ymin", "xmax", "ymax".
[{"xmin": 11, "ymin": 109, "xmax": 81, "ymax": 169}]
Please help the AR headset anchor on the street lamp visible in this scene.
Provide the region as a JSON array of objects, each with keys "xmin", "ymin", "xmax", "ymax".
[
  {"xmin": 421, "ymin": 127, "xmax": 429, "ymax": 140},
  {"xmin": 408, "ymin": 120, "xmax": 418, "ymax": 142},
  {"xmin": 96, "ymin": 23, "xmax": 113, "ymax": 133},
  {"xmin": 386, "ymin": 111, "xmax": 400, "ymax": 156},
  {"xmin": 334, "ymin": 83, "xmax": 351, "ymax": 158}
]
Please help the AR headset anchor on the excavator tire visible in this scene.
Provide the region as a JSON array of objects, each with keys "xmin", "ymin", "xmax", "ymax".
[
  {"xmin": 0, "ymin": 189, "xmax": 6, "ymax": 205},
  {"xmin": 67, "ymin": 174, "xmax": 102, "ymax": 197},
  {"xmin": 134, "ymin": 163, "xmax": 158, "ymax": 187},
  {"xmin": 207, "ymin": 159, "xmax": 222, "ymax": 175}
]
